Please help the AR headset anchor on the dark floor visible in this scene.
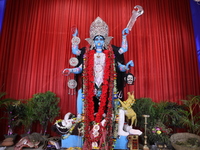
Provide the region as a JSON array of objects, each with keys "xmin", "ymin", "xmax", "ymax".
[
  {"xmin": 0, "ymin": 142, "xmax": 59, "ymax": 150},
  {"xmin": 1, "ymin": 146, "xmax": 44, "ymax": 150},
  {"xmin": 0, "ymin": 141, "xmax": 174, "ymax": 150}
]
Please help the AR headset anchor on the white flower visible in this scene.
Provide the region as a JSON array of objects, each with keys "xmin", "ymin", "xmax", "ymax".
[
  {"xmin": 93, "ymin": 124, "xmax": 100, "ymax": 131},
  {"xmin": 92, "ymin": 131, "xmax": 99, "ymax": 137},
  {"xmin": 92, "ymin": 142, "xmax": 98, "ymax": 148}
]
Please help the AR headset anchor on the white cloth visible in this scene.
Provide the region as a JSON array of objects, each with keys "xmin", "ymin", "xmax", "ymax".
[{"xmin": 94, "ymin": 52, "xmax": 105, "ymax": 88}]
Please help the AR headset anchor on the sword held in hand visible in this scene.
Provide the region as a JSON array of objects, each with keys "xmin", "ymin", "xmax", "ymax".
[{"xmin": 126, "ymin": 5, "xmax": 144, "ymax": 31}]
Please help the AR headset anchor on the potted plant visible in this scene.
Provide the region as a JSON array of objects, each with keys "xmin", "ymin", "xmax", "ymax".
[
  {"xmin": 32, "ymin": 91, "xmax": 60, "ymax": 136},
  {"xmin": 0, "ymin": 92, "xmax": 17, "ymax": 120},
  {"xmin": 0, "ymin": 92, "xmax": 24, "ymax": 146},
  {"xmin": 179, "ymin": 95, "xmax": 200, "ymax": 134},
  {"xmin": 150, "ymin": 120, "xmax": 172, "ymax": 148},
  {"xmin": 170, "ymin": 95, "xmax": 200, "ymax": 150},
  {"xmin": 18, "ymin": 98, "xmax": 36, "ymax": 136},
  {"xmin": 0, "ymin": 92, "xmax": 22, "ymax": 135},
  {"xmin": 132, "ymin": 97, "xmax": 156, "ymax": 129},
  {"xmin": 132, "ymin": 98, "xmax": 184, "ymax": 147}
]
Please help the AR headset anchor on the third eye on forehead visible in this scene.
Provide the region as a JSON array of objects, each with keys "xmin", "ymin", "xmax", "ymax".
[{"xmin": 94, "ymin": 36, "xmax": 104, "ymax": 41}]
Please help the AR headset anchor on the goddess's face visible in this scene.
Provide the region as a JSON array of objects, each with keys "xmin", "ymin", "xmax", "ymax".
[{"xmin": 94, "ymin": 35, "xmax": 105, "ymax": 49}]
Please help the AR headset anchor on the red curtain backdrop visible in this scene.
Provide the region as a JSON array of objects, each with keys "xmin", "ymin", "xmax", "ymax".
[{"xmin": 0, "ymin": 0, "xmax": 200, "ymax": 137}]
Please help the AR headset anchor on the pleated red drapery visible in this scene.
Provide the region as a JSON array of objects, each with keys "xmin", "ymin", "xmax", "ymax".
[{"xmin": 0, "ymin": 0, "xmax": 200, "ymax": 137}]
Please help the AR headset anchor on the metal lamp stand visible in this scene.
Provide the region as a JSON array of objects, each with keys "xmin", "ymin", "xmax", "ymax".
[{"xmin": 142, "ymin": 115, "xmax": 150, "ymax": 150}]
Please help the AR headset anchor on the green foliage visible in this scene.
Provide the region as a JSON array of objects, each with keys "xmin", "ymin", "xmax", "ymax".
[
  {"xmin": 18, "ymin": 99, "xmax": 37, "ymax": 134},
  {"xmin": 155, "ymin": 101, "xmax": 185, "ymax": 127},
  {"xmin": 6, "ymin": 101, "xmax": 24, "ymax": 130},
  {"xmin": 179, "ymin": 95, "xmax": 200, "ymax": 134},
  {"xmin": 0, "ymin": 92, "xmax": 24, "ymax": 135},
  {"xmin": 132, "ymin": 98, "xmax": 184, "ymax": 145},
  {"xmin": 32, "ymin": 91, "xmax": 60, "ymax": 135},
  {"xmin": 0, "ymin": 92, "xmax": 18, "ymax": 109},
  {"xmin": 148, "ymin": 120, "xmax": 172, "ymax": 145},
  {"xmin": 132, "ymin": 98, "xmax": 156, "ymax": 128}
]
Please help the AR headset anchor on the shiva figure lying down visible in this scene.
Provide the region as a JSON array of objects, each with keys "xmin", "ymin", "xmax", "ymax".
[
  {"xmin": 52, "ymin": 110, "xmax": 142, "ymax": 138},
  {"xmin": 52, "ymin": 112, "xmax": 83, "ymax": 137}
]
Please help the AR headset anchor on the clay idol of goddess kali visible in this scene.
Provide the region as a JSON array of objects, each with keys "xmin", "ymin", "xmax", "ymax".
[{"xmin": 62, "ymin": 16, "xmax": 142, "ymax": 149}]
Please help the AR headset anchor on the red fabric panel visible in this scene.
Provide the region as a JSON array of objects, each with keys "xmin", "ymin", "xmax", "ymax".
[{"xmin": 0, "ymin": 0, "xmax": 199, "ymax": 137}]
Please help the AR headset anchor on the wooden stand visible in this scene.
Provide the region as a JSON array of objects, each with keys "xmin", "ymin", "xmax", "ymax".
[{"xmin": 127, "ymin": 135, "xmax": 139, "ymax": 150}]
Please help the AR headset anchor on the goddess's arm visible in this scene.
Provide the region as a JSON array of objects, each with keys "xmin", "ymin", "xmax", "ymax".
[
  {"xmin": 118, "ymin": 60, "xmax": 134, "ymax": 72},
  {"xmin": 118, "ymin": 28, "xmax": 129, "ymax": 54},
  {"xmin": 71, "ymin": 29, "xmax": 81, "ymax": 56},
  {"xmin": 118, "ymin": 6, "xmax": 144, "ymax": 55},
  {"xmin": 62, "ymin": 64, "xmax": 83, "ymax": 76}
]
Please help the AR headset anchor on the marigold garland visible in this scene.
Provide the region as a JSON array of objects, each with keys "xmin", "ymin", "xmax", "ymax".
[
  {"xmin": 82, "ymin": 45, "xmax": 117, "ymax": 149},
  {"xmin": 84, "ymin": 48, "xmax": 111, "ymax": 123}
]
